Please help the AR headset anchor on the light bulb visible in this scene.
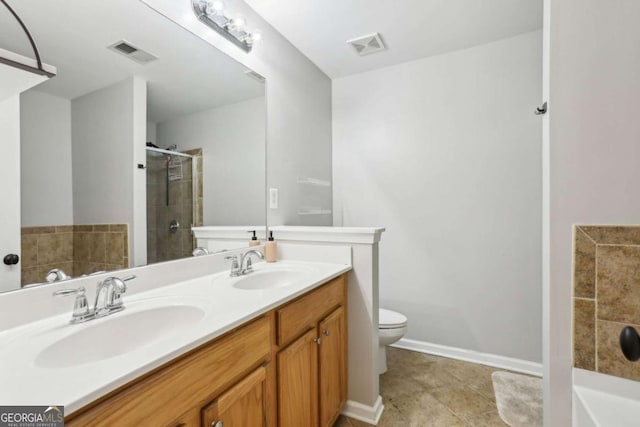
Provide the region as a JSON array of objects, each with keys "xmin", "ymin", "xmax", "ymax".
[
  {"xmin": 251, "ymin": 31, "xmax": 262, "ymax": 42},
  {"xmin": 211, "ymin": 1, "xmax": 225, "ymax": 12},
  {"xmin": 232, "ymin": 16, "xmax": 246, "ymax": 29},
  {"xmin": 202, "ymin": 0, "xmax": 224, "ymax": 15}
]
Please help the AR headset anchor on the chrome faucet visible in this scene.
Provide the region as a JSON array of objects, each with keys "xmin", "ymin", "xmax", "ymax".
[
  {"xmin": 53, "ymin": 275, "xmax": 136, "ymax": 324},
  {"xmin": 225, "ymin": 250, "xmax": 264, "ymax": 277},
  {"xmin": 94, "ymin": 275, "xmax": 134, "ymax": 317},
  {"xmin": 46, "ymin": 268, "xmax": 70, "ymax": 283}
]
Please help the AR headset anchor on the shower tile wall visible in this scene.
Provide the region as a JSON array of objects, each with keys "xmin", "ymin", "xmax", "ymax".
[
  {"xmin": 146, "ymin": 149, "xmax": 202, "ymax": 264},
  {"xmin": 573, "ymin": 225, "xmax": 640, "ymax": 380},
  {"xmin": 21, "ymin": 224, "xmax": 128, "ymax": 286}
]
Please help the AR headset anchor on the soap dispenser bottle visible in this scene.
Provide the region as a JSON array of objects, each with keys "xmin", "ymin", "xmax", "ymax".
[
  {"xmin": 248, "ymin": 230, "xmax": 260, "ymax": 247},
  {"xmin": 265, "ymin": 231, "xmax": 277, "ymax": 262}
]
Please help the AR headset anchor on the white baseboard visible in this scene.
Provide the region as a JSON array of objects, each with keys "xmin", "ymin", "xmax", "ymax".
[
  {"xmin": 342, "ymin": 396, "xmax": 384, "ymax": 425},
  {"xmin": 392, "ymin": 338, "xmax": 543, "ymax": 377}
]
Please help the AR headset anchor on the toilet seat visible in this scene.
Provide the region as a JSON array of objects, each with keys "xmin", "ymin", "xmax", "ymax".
[{"xmin": 379, "ymin": 308, "xmax": 407, "ymax": 329}]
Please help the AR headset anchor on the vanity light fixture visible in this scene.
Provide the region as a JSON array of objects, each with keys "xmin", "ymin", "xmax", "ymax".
[{"xmin": 191, "ymin": 0, "xmax": 262, "ymax": 52}]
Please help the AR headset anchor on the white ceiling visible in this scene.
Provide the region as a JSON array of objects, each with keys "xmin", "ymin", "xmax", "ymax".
[
  {"xmin": 0, "ymin": 0, "xmax": 264, "ymax": 123},
  {"xmin": 244, "ymin": 0, "xmax": 543, "ymax": 78}
]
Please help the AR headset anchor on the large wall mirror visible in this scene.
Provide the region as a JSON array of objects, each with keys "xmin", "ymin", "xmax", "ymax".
[{"xmin": 0, "ymin": 0, "xmax": 266, "ymax": 292}]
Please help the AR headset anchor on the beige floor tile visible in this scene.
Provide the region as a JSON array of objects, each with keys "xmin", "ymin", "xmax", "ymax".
[
  {"xmin": 334, "ymin": 415, "xmax": 354, "ymax": 427},
  {"xmin": 343, "ymin": 348, "xmax": 508, "ymax": 427},
  {"xmin": 429, "ymin": 387, "xmax": 496, "ymax": 418},
  {"xmin": 463, "ymin": 410, "xmax": 508, "ymax": 427}
]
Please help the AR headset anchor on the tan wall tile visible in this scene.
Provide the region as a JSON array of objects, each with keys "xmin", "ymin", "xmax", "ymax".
[
  {"xmin": 74, "ymin": 225, "xmax": 93, "ymax": 232},
  {"xmin": 21, "ymin": 234, "xmax": 38, "ymax": 268},
  {"xmin": 86, "ymin": 262, "xmax": 107, "ymax": 274},
  {"xmin": 106, "ymin": 232, "xmax": 125, "ymax": 265},
  {"xmin": 21, "ymin": 268, "xmax": 40, "ymax": 286},
  {"xmin": 105, "ymin": 263, "xmax": 125, "ymax": 272},
  {"xmin": 93, "ymin": 224, "xmax": 110, "ymax": 232},
  {"xmin": 581, "ymin": 225, "xmax": 640, "ymax": 245},
  {"xmin": 22, "ymin": 226, "xmax": 55, "ymax": 235},
  {"xmin": 574, "ymin": 228, "xmax": 596, "ymax": 298},
  {"xmin": 37, "ymin": 233, "xmax": 73, "ymax": 265},
  {"xmin": 88, "ymin": 233, "xmax": 106, "ymax": 263},
  {"xmin": 597, "ymin": 320, "xmax": 640, "ymax": 380},
  {"xmin": 74, "ymin": 233, "xmax": 91, "ymax": 262},
  {"xmin": 573, "ymin": 299, "xmax": 596, "ymax": 370},
  {"xmin": 597, "ymin": 245, "xmax": 640, "ymax": 324},
  {"xmin": 110, "ymin": 224, "xmax": 127, "ymax": 233},
  {"xmin": 55, "ymin": 225, "xmax": 74, "ymax": 233},
  {"xmin": 73, "ymin": 261, "xmax": 89, "ymax": 277}
]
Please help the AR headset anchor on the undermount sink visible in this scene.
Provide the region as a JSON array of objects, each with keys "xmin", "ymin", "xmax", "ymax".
[
  {"xmin": 232, "ymin": 268, "xmax": 311, "ymax": 290},
  {"xmin": 35, "ymin": 304, "xmax": 205, "ymax": 369}
]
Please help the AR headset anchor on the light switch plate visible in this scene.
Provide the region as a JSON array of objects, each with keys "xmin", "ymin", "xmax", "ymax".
[{"xmin": 269, "ymin": 188, "xmax": 278, "ymax": 209}]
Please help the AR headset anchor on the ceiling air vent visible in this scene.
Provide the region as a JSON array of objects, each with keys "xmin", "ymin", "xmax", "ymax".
[
  {"xmin": 108, "ymin": 40, "xmax": 158, "ymax": 64},
  {"xmin": 346, "ymin": 33, "xmax": 386, "ymax": 56}
]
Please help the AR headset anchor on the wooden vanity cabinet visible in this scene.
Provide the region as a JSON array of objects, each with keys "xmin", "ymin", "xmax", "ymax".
[
  {"xmin": 276, "ymin": 275, "xmax": 347, "ymax": 427},
  {"xmin": 277, "ymin": 328, "xmax": 319, "ymax": 427},
  {"xmin": 318, "ymin": 306, "xmax": 347, "ymax": 427},
  {"xmin": 65, "ymin": 274, "xmax": 347, "ymax": 427},
  {"xmin": 202, "ymin": 366, "xmax": 269, "ymax": 427}
]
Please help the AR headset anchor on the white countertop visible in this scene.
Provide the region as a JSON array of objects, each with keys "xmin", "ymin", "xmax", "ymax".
[{"xmin": 0, "ymin": 259, "xmax": 351, "ymax": 414}]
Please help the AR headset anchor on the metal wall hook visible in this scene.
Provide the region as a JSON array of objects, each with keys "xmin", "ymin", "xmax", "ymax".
[{"xmin": 534, "ymin": 102, "xmax": 548, "ymax": 115}]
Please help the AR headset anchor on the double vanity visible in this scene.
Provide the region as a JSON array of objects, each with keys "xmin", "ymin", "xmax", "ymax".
[{"xmin": 0, "ymin": 246, "xmax": 352, "ymax": 426}]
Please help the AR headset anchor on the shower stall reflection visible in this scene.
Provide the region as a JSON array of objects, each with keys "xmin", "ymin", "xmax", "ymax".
[{"xmin": 145, "ymin": 147, "xmax": 202, "ymax": 263}]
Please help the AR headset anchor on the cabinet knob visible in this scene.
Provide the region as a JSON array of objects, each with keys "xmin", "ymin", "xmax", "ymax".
[
  {"xmin": 314, "ymin": 337, "xmax": 322, "ymax": 345},
  {"xmin": 3, "ymin": 254, "xmax": 19, "ymax": 265},
  {"xmin": 211, "ymin": 421, "xmax": 223, "ymax": 427},
  {"xmin": 322, "ymin": 329, "xmax": 330, "ymax": 336}
]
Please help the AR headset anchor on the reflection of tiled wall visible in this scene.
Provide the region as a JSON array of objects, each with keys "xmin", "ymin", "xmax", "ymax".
[
  {"xmin": 20, "ymin": 224, "xmax": 128, "ymax": 286},
  {"xmin": 146, "ymin": 149, "xmax": 202, "ymax": 265},
  {"xmin": 573, "ymin": 225, "xmax": 640, "ymax": 380},
  {"xmin": 72, "ymin": 224, "xmax": 129, "ymax": 277},
  {"xmin": 21, "ymin": 226, "xmax": 74, "ymax": 286}
]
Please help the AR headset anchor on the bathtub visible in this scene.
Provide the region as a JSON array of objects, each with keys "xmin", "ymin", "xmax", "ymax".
[{"xmin": 573, "ymin": 368, "xmax": 640, "ymax": 426}]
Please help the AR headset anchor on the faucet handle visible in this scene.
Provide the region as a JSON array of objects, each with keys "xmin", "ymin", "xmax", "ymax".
[
  {"xmin": 53, "ymin": 287, "xmax": 91, "ymax": 323},
  {"xmin": 225, "ymin": 255, "xmax": 239, "ymax": 266},
  {"xmin": 225, "ymin": 255, "xmax": 241, "ymax": 276},
  {"xmin": 53, "ymin": 286, "xmax": 85, "ymax": 297}
]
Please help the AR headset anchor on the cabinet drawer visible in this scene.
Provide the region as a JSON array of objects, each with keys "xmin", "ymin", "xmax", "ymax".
[
  {"xmin": 66, "ymin": 316, "xmax": 271, "ymax": 427},
  {"xmin": 277, "ymin": 275, "xmax": 345, "ymax": 346}
]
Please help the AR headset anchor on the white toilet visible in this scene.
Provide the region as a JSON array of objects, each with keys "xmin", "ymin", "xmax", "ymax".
[{"xmin": 378, "ymin": 308, "xmax": 408, "ymax": 374}]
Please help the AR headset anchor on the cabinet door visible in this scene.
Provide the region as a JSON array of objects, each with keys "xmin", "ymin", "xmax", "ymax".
[
  {"xmin": 166, "ymin": 408, "xmax": 200, "ymax": 427},
  {"xmin": 277, "ymin": 328, "xmax": 319, "ymax": 427},
  {"xmin": 202, "ymin": 366, "xmax": 267, "ymax": 427},
  {"xmin": 319, "ymin": 306, "xmax": 347, "ymax": 427}
]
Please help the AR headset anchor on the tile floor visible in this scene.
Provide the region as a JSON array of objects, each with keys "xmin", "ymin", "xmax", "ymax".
[{"xmin": 335, "ymin": 347, "xmax": 509, "ymax": 427}]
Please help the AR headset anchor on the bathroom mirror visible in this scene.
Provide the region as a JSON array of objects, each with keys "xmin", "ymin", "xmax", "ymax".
[{"xmin": 0, "ymin": 0, "xmax": 266, "ymax": 291}]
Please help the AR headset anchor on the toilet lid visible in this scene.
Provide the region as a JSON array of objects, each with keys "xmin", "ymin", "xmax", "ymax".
[{"xmin": 379, "ymin": 308, "xmax": 407, "ymax": 329}]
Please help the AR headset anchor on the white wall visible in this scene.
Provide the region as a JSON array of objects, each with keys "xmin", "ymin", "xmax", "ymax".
[
  {"xmin": 20, "ymin": 90, "xmax": 73, "ymax": 227},
  {"xmin": 157, "ymin": 97, "xmax": 265, "ymax": 226},
  {"xmin": 71, "ymin": 77, "xmax": 147, "ymax": 264},
  {"xmin": 333, "ymin": 31, "xmax": 543, "ymax": 362},
  {"xmin": 141, "ymin": 0, "xmax": 333, "ymax": 228},
  {"xmin": 545, "ymin": 0, "xmax": 640, "ymax": 424},
  {"xmin": 0, "ymin": 95, "xmax": 21, "ymax": 292},
  {"xmin": 147, "ymin": 122, "xmax": 157, "ymax": 145}
]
